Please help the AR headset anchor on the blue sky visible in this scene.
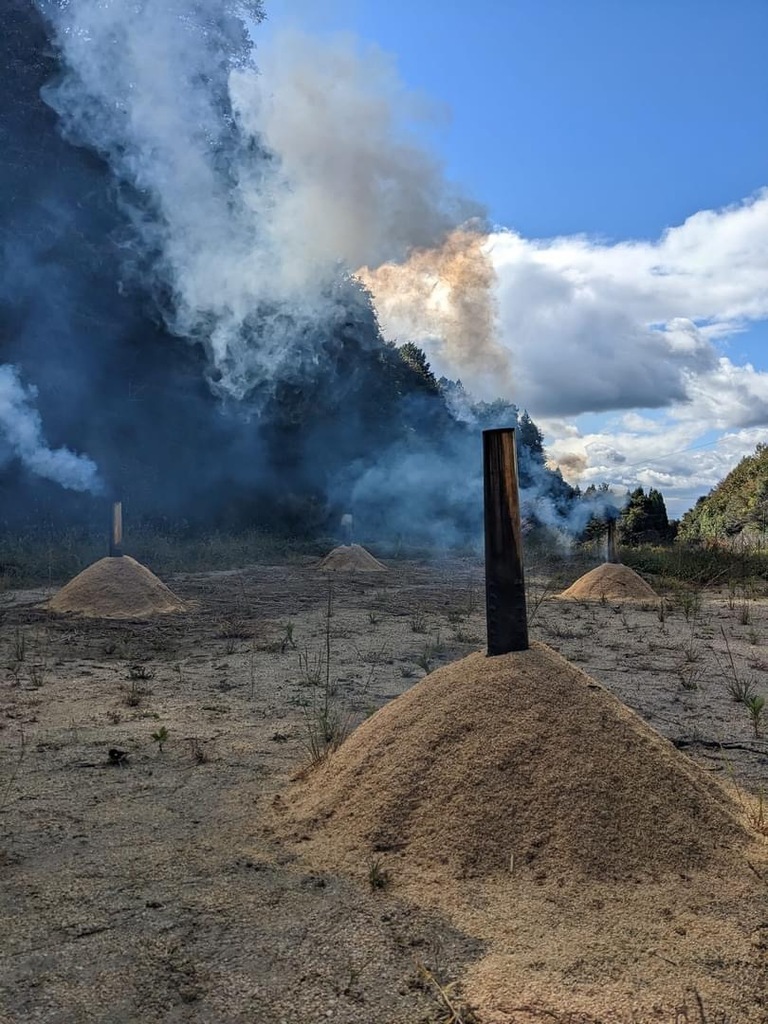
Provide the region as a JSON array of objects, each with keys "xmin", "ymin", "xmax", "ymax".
[
  {"xmin": 265, "ymin": 1, "xmax": 768, "ymax": 237},
  {"xmin": 260, "ymin": 1, "xmax": 768, "ymax": 515}
]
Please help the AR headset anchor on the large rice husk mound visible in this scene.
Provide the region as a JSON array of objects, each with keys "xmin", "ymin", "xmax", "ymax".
[
  {"xmin": 315, "ymin": 544, "xmax": 387, "ymax": 572},
  {"xmin": 284, "ymin": 643, "xmax": 745, "ymax": 882},
  {"xmin": 281, "ymin": 644, "xmax": 768, "ymax": 1021},
  {"xmin": 48, "ymin": 556, "xmax": 185, "ymax": 619},
  {"xmin": 558, "ymin": 561, "xmax": 657, "ymax": 600}
]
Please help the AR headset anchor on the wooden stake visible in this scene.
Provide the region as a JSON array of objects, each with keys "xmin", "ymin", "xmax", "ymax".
[
  {"xmin": 606, "ymin": 519, "xmax": 619, "ymax": 563},
  {"xmin": 483, "ymin": 428, "xmax": 529, "ymax": 655},
  {"xmin": 110, "ymin": 501, "xmax": 123, "ymax": 557}
]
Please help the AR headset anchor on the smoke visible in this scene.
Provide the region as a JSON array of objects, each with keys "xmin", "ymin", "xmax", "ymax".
[
  {"xmin": 0, "ymin": 365, "xmax": 101, "ymax": 493},
  {"xmin": 0, "ymin": 0, "xmax": 602, "ymax": 543},
  {"xmin": 549, "ymin": 451, "xmax": 589, "ymax": 482},
  {"xmin": 357, "ymin": 227, "xmax": 513, "ymax": 397},
  {"xmin": 37, "ymin": 3, "xmax": 477, "ymax": 403}
]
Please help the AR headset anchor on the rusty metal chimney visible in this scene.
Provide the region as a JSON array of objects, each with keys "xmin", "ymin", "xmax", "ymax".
[{"xmin": 606, "ymin": 518, "xmax": 619, "ymax": 563}]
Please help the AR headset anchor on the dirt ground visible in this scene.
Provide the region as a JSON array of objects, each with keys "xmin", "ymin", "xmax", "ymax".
[{"xmin": 1, "ymin": 555, "xmax": 766, "ymax": 1023}]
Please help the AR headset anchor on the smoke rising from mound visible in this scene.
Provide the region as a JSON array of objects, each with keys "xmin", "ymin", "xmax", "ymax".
[{"xmin": 0, "ymin": 365, "xmax": 101, "ymax": 493}]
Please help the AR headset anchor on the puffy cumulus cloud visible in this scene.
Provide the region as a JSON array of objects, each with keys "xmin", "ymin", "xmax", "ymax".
[
  {"xmin": 545, "ymin": 414, "xmax": 768, "ymax": 517},
  {"xmin": 679, "ymin": 358, "xmax": 768, "ymax": 429},
  {"xmin": 483, "ymin": 189, "xmax": 768, "ymax": 417}
]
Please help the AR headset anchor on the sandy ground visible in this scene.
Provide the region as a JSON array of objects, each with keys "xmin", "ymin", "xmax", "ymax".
[{"xmin": 1, "ymin": 556, "xmax": 766, "ymax": 1023}]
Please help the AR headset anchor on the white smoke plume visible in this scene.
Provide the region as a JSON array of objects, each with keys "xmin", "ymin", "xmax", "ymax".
[
  {"xmin": 39, "ymin": 1, "xmax": 481, "ymax": 401},
  {"xmin": 0, "ymin": 365, "xmax": 101, "ymax": 493}
]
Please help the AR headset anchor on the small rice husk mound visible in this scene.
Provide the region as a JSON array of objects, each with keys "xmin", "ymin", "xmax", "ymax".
[
  {"xmin": 558, "ymin": 561, "xmax": 657, "ymax": 601},
  {"xmin": 314, "ymin": 543, "xmax": 387, "ymax": 572},
  {"xmin": 284, "ymin": 642, "xmax": 744, "ymax": 883},
  {"xmin": 48, "ymin": 555, "xmax": 185, "ymax": 619}
]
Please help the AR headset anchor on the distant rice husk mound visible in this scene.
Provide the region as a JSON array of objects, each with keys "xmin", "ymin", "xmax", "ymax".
[
  {"xmin": 558, "ymin": 561, "xmax": 657, "ymax": 600},
  {"xmin": 315, "ymin": 544, "xmax": 387, "ymax": 572},
  {"xmin": 48, "ymin": 556, "xmax": 185, "ymax": 619},
  {"xmin": 284, "ymin": 643, "xmax": 745, "ymax": 882}
]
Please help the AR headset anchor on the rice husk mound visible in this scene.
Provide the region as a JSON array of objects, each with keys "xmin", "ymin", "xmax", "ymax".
[
  {"xmin": 281, "ymin": 644, "xmax": 768, "ymax": 1021},
  {"xmin": 48, "ymin": 555, "xmax": 185, "ymax": 619},
  {"xmin": 284, "ymin": 642, "xmax": 744, "ymax": 883},
  {"xmin": 558, "ymin": 561, "xmax": 657, "ymax": 600},
  {"xmin": 314, "ymin": 543, "xmax": 387, "ymax": 572}
]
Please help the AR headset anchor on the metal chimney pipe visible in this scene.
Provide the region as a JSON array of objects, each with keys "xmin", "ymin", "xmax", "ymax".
[
  {"xmin": 483, "ymin": 428, "xmax": 529, "ymax": 655},
  {"xmin": 109, "ymin": 501, "xmax": 123, "ymax": 558},
  {"xmin": 606, "ymin": 519, "xmax": 619, "ymax": 563}
]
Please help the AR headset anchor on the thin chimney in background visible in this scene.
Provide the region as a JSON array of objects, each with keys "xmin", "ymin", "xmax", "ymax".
[{"xmin": 109, "ymin": 501, "xmax": 123, "ymax": 557}]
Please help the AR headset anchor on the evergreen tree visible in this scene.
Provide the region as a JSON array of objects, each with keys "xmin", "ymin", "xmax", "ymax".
[
  {"xmin": 519, "ymin": 410, "xmax": 545, "ymax": 463},
  {"xmin": 619, "ymin": 487, "xmax": 672, "ymax": 544}
]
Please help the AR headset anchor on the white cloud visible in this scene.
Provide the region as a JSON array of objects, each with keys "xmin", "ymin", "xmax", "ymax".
[
  {"xmin": 479, "ymin": 189, "xmax": 768, "ymax": 419},
  {"xmin": 463, "ymin": 190, "xmax": 768, "ymax": 513}
]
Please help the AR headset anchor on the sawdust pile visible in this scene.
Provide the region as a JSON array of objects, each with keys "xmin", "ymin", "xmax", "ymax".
[
  {"xmin": 48, "ymin": 556, "xmax": 186, "ymax": 619},
  {"xmin": 558, "ymin": 562, "xmax": 657, "ymax": 600},
  {"xmin": 284, "ymin": 643, "xmax": 745, "ymax": 882},
  {"xmin": 315, "ymin": 544, "xmax": 387, "ymax": 572}
]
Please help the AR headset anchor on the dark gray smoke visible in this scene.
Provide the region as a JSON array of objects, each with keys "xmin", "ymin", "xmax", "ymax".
[{"xmin": 0, "ymin": 0, "xmax": 605, "ymax": 544}]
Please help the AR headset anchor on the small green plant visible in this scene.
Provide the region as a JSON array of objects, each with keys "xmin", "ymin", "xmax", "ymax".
[
  {"xmin": 728, "ymin": 675, "xmax": 755, "ymax": 704},
  {"xmin": 399, "ymin": 664, "xmax": 416, "ymax": 679},
  {"xmin": 218, "ymin": 617, "xmax": 250, "ymax": 640},
  {"xmin": 28, "ymin": 662, "xmax": 46, "ymax": 688},
  {"xmin": 678, "ymin": 665, "xmax": 702, "ymax": 691},
  {"xmin": 656, "ymin": 600, "xmax": 666, "ymax": 624},
  {"xmin": 367, "ymin": 611, "xmax": 380, "ymax": 626},
  {"xmin": 746, "ymin": 789, "xmax": 768, "ymax": 836},
  {"xmin": 297, "ymin": 648, "xmax": 325, "ymax": 689},
  {"xmin": 677, "ymin": 588, "xmax": 702, "ymax": 622},
  {"xmin": 302, "ymin": 703, "xmax": 351, "ymax": 766},
  {"xmin": 452, "ymin": 627, "xmax": 481, "ymax": 644},
  {"xmin": 744, "ymin": 695, "xmax": 765, "ymax": 739},
  {"xmin": 738, "ymin": 600, "xmax": 752, "ymax": 626},
  {"xmin": 280, "ymin": 622, "xmax": 296, "ymax": 652},
  {"xmin": 410, "ymin": 607, "xmax": 428, "ymax": 633},
  {"xmin": 122, "ymin": 679, "xmax": 152, "ymax": 707},
  {"xmin": 151, "ymin": 726, "xmax": 169, "ymax": 752},
  {"xmin": 717, "ymin": 628, "xmax": 756, "ymax": 703},
  {"xmin": 12, "ymin": 628, "xmax": 25, "ymax": 663},
  {"xmin": 682, "ymin": 636, "xmax": 701, "ymax": 663},
  {"xmin": 127, "ymin": 664, "xmax": 155, "ymax": 682},
  {"xmin": 187, "ymin": 737, "xmax": 209, "ymax": 764},
  {"xmin": 367, "ymin": 857, "xmax": 390, "ymax": 890},
  {"xmin": 414, "ymin": 646, "xmax": 434, "ymax": 674}
]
